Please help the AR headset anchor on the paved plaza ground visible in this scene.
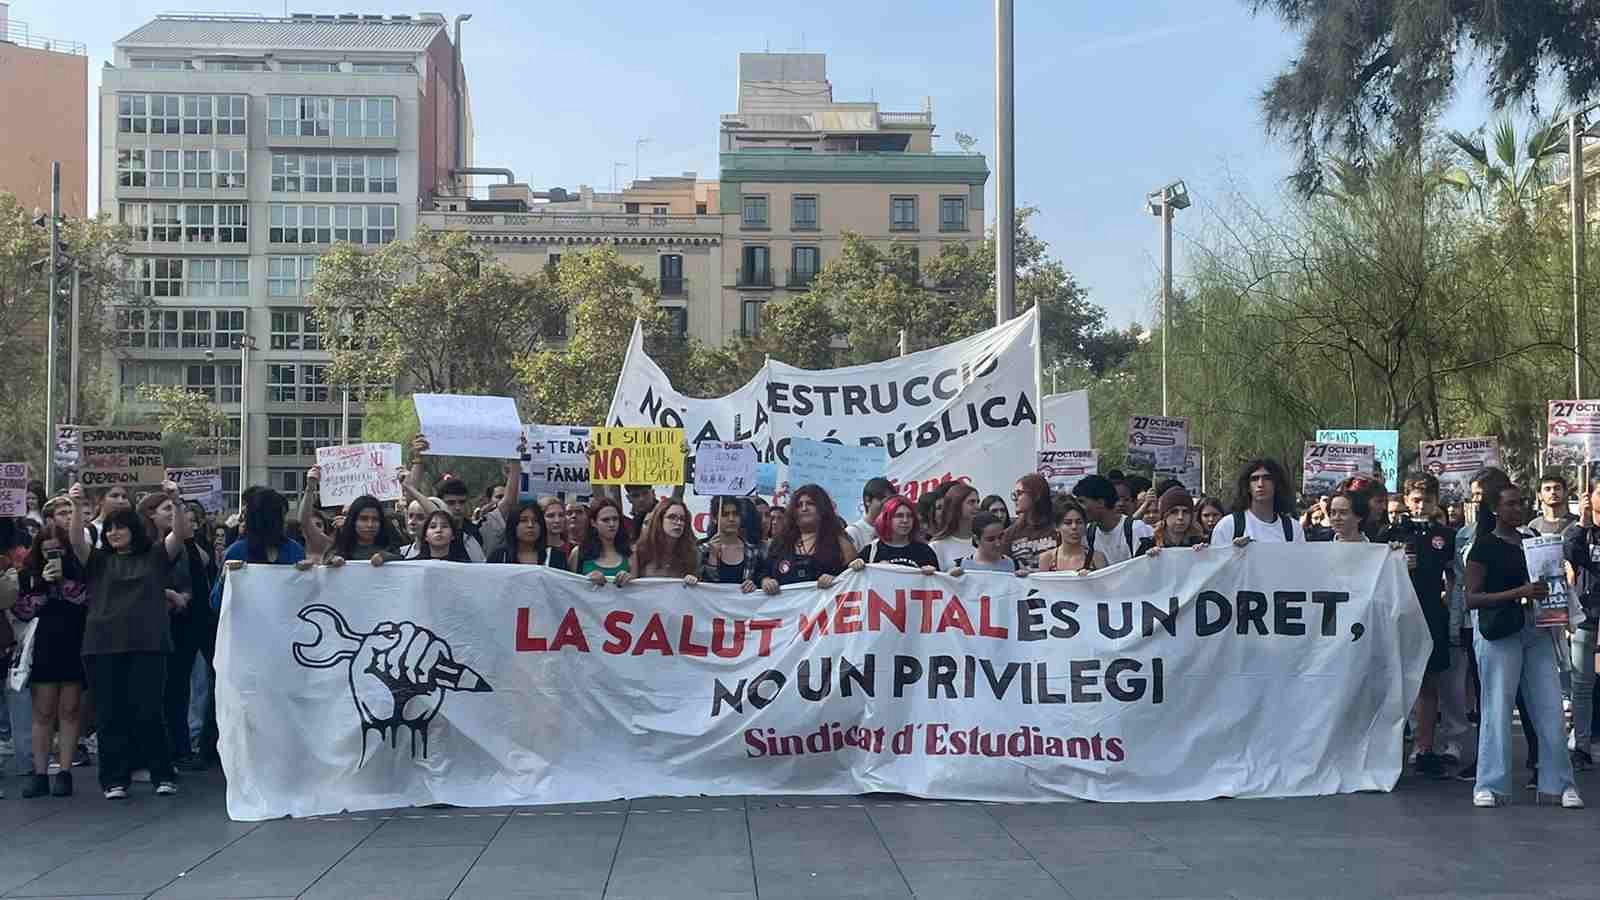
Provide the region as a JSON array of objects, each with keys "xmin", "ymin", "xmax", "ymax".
[{"xmin": 0, "ymin": 754, "xmax": 1592, "ymax": 900}]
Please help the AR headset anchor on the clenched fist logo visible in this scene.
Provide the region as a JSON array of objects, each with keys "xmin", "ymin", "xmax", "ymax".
[{"xmin": 294, "ymin": 605, "xmax": 493, "ymax": 764}]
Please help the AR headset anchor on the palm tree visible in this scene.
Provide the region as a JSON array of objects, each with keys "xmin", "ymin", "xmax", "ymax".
[{"xmin": 1445, "ymin": 112, "xmax": 1567, "ymax": 216}]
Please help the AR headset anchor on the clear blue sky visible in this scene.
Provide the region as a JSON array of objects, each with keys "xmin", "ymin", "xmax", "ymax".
[{"xmin": 28, "ymin": 0, "xmax": 1503, "ymax": 327}]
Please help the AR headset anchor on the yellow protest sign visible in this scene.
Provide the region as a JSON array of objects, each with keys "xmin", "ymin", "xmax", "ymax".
[{"xmin": 590, "ymin": 427, "xmax": 685, "ymax": 485}]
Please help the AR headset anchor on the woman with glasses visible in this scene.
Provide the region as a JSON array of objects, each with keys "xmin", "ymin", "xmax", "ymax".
[
  {"xmin": 1004, "ymin": 474, "xmax": 1057, "ymax": 572},
  {"xmin": 625, "ymin": 499, "xmax": 700, "ymax": 586}
]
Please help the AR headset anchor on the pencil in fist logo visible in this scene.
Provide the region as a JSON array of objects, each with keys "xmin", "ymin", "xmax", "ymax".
[{"xmin": 293, "ymin": 604, "xmax": 493, "ymax": 764}]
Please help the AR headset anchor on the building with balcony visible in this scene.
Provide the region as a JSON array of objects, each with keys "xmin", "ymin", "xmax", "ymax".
[
  {"xmin": 718, "ymin": 53, "xmax": 989, "ymax": 341},
  {"xmin": 0, "ymin": 3, "xmax": 88, "ymax": 216},
  {"xmin": 99, "ymin": 11, "xmax": 473, "ymax": 502}
]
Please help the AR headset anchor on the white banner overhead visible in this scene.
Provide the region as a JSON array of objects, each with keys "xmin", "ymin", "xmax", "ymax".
[
  {"xmin": 605, "ymin": 310, "xmax": 1041, "ymax": 516},
  {"xmin": 217, "ymin": 545, "xmax": 1427, "ymax": 820}
]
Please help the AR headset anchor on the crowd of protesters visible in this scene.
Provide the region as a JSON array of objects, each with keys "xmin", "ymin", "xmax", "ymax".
[{"xmin": 0, "ymin": 437, "xmax": 1591, "ymax": 811}]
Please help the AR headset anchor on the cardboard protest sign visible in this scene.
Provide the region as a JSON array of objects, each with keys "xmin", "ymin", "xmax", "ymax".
[
  {"xmin": 786, "ymin": 438, "xmax": 889, "ymax": 517},
  {"xmin": 314, "ymin": 444, "xmax": 402, "ymax": 507},
  {"xmin": 522, "ymin": 426, "xmax": 591, "ymax": 498},
  {"xmin": 1317, "ymin": 429, "xmax": 1398, "ymax": 492},
  {"xmin": 1546, "ymin": 401, "xmax": 1600, "ymax": 467},
  {"xmin": 1037, "ymin": 450, "xmax": 1098, "ymax": 493},
  {"xmin": 590, "ymin": 427, "xmax": 685, "ymax": 486},
  {"xmin": 1419, "ymin": 437, "xmax": 1500, "ymax": 504},
  {"xmin": 53, "ymin": 425, "xmax": 81, "ymax": 470},
  {"xmin": 78, "ymin": 427, "xmax": 165, "ymax": 487},
  {"xmin": 0, "ymin": 463, "xmax": 29, "ymax": 517},
  {"xmin": 413, "ymin": 394, "xmax": 523, "ymax": 459},
  {"xmin": 1302, "ymin": 441, "xmax": 1377, "ymax": 496},
  {"xmin": 166, "ymin": 466, "xmax": 225, "ymax": 513},
  {"xmin": 1127, "ymin": 415, "xmax": 1188, "ymax": 467},
  {"xmin": 693, "ymin": 441, "xmax": 759, "ymax": 495}
]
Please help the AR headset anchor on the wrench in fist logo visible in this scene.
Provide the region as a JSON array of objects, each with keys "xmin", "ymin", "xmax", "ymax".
[{"xmin": 294, "ymin": 605, "xmax": 492, "ymax": 764}]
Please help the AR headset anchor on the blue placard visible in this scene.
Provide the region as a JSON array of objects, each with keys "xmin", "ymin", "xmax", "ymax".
[
  {"xmin": 753, "ymin": 462, "xmax": 778, "ymax": 496},
  {"xmin": 1316, "ymin": 429, "xmax": 1399, "ymax": 492},
  {"xmin": 786, "ymin": 438, "xmax": 888, "ymax": 517}
]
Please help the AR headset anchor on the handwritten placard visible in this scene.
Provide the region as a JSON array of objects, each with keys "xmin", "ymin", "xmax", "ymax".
[
  {"xmin": 590, "ymin": 427, "xmax": 685, "ymax": 486},
  {"xmin": 78, "ymin": 427, "xmax": 165, "ymax": 486},
  {"xmin": 0, "ymin": 463, "xmax": 29, "ymax": 517},
  {"xmin": 166, "ymin": 466, "xmax": 224, "ymax": 513},
  {"xmin": 786, "ymin": 438, "xmax": 889, "ymax": 516},
  {"xmin": 413, "ymin": 394, "xmax": 523, "ymax": 459},
  {"xmin": 523, "ymin": 425, "xmax": 591, "ymax": 498},
  {"xmin": 694, "ymin": 442, "xmax": 759, "ymax": 495},
  {"xmin": 315, "ymin": 443, "xmax": 402, "ymax": 506}
]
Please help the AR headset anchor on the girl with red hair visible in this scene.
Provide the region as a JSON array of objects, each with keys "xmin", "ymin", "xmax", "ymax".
[{"xmin": 857, "ymin": 495, "xmax": 940, "ymax": 573}]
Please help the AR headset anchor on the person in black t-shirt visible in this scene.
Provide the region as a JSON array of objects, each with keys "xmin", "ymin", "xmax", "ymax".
[
  {"xmin": 859, "ymin": 496, "xmax": 940, "ymax": 572},
  {"xmin": 1381, "ymin": 474, "xmax": 1456, "ymax": 778},
  {"xmin": 1561, "ymin": 479, "xmax": 1600, "ymax": 770}
]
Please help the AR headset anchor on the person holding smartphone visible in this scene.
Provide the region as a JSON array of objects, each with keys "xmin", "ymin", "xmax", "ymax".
[{"xmin": 12, "ymin": 501, "xmax": 89, "ymax": 798}]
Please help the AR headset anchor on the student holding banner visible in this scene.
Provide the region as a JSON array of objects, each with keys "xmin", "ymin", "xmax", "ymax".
[
  {"xmin": 698, "ymin": 497, "xmax": 765, "ymax": 592},
  {"xmin": 1003, "ymin": 474, "xmax": 1057, "ymax": 571},
  {"xmin": 487, "ymin": 501, "xmax": 566, "ymax": 569},
  {"xmin": 627, "ymin": 499, "xmax": 699, "ymax": 584},
  {"xmin": 1214, "ymin": 458, "xmax": 1304, "ymax": 545},
  {"xmin": 570, "ymin": 498, "xmax": 631, "ymax": 584},
  {"xmin": 929, "ymin": 483, "xmax": 980, "ymax": 571},
  {"xmin": 1038, "ymin": 498, "xmax": 1106, "ymax": 573},
  {"xmin": 858, "ymin": 496, "xmax": 940, "ymax": 572},
  {"xmin": 324, "ymin": 496, "xmax": 405, "ymax": 566},
  {"xmin": 1137, "ymin": 487, "xmax": 1207, "ymax": 556},
  {"xmin": 407, "ymin": 510, "xmax": 474, "ymax": 563},
  {"xmin": 762, "ymin": 486, "xmax": 857, "ymax": 593}
]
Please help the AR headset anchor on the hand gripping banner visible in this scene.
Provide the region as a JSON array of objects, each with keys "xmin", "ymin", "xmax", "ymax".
[{"xmin": 217, "ymin": 545, "xmax": 1428, "ymax": 820}]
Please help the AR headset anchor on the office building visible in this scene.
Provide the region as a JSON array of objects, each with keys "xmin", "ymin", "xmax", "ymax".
[
  {"xmin": 0, "ymin": 2, "xmax": 88, "ymax": 216},
  {"xmin": 100, "ymin": 11, "xmax": 473, "ymax": 502}
]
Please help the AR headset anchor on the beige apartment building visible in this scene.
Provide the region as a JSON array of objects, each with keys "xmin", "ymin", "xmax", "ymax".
[
  {"xmin": 100, "ymin": 12, "xmax": 473, "ymax": 503},
  {"xmin": 0, "ymin": 3, "xmax": 88, "ymax": 216}
]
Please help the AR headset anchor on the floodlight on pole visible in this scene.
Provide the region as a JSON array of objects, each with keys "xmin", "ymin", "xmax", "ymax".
[{"xmin": 1148, "ymin": 180, "xmax": 1190, "ymax": 418}]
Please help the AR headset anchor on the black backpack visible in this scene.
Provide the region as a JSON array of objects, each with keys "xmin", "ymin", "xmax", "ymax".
[
  {"xmin": 1232, "ymin": 510, "xmax": 1294, "ymax": 542},
  {"xmin": 1085, "ymin": 516, "xmax": 1136, "ymax": 556}
]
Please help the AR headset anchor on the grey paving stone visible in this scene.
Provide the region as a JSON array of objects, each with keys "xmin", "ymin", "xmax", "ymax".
[
  {"xmin": 749, "ymin": 863, "xmax": 913, "ymax": 900},
  {"xmin": 898, "ymin": 860, "xmax": 1069, "ymax": 900},
  {"xmin": 604, "ymin": 852, "xmax": 754, "ymax": 896},
  {"xmin": 364, "ymin": 812, "xmax": 510, "ymax": 847},
  {"xmin": 7, "ymin": 813, "xmax": 259, "ymax": 897},
  {"xmin": 300, "ymin": 844, "xmax": 478, "ymax": 900},
  {"xmin": 147, "ymin": 818, "xmax": 381, "ymax": 899},
  {"xmin": 449, "ymin": 834, "xmax": 617, "ymax": 898},
  {"xmin": 1039, "ymin": 864, "xmax": 1236, "ymax": 900}
]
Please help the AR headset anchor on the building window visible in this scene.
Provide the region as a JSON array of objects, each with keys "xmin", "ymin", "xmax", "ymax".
[
  {"xmin": 118, "ymin": 203, "xmax": 148, "ymax": 241},
  {"xmin": 183, "ymin": 204, "xmax": 216, "ymax": 243},
  {"xmin": 267, "ymin": 418, "xmax": 298, "ymax": 456},
  {"xmin": 117, "ymin": 150, "xmax": 146, "ymax": 188},
  {"xmin": 792, "ymin": 195, "xmax": 819, "ymax": 230},
  {"xmin": 148, "ymin": 150, "xmax": 180, "ymax": 189},
  {"xmin": 352, "ymin": 62, "xmax": 412, "ymax": 74},
  {"xmin": 182, "ymin": 150, "xmax": 213, "ymax": 189},
  {"xmin": 184, "ymin": 362, "xmax": 242, "ymax": 403},
  {"xmin": 740, "ymin": 246, "xmax": 770, "ymax": 287},
  {"xmin": 940, "ymin": 196, "xmax": 967, "ymax": 232},
  {"xmin": 118, "ymin": 360, "xmax": 182, "ymax": 401},
  {"xmin": 125, "ymin": 258, "xmax": 184, "ymax": 298},
  {"xmin": 268, "ymin": 416, "xmax": 337, "ymax": 456},
  {"xmin": 304, "ymin": 155, "xmax": 334, "ymax": 192},
  {"xmin": 273, "ymin": 154, "xmax": 397, "ymax": 193},
  {"xmin": 624, "ymin": 202, "xmax": 640, "ymax": 214},
  {"xmin": 182, "ymin": 95, "xmax": 214, "ymax": 135},
  {"xmin": 217, "ymin": 205, "xmax": 248, "ymax": 244},
  {"xmin": 891, "ymin": 196, "xmax": 918, "ymax": 231},
  {"xmin": 740, "ymin": 298, "xmax": 764, "ymax": 338},
  {"xmin": 652, "ymin": 205, "xmax": 669, "ymax": 216},
  {"xmin": 659, "ymin": 255, "xmax": 684, "ymax": 296},
  {"xmin": 117, "ymin": 95, "xmax": 148, "ymax": 133},
  {"xmin": 210, "ymin": 308, "xmax": 246, "ymax": 347},
  {"xmin": 665, "ymin": 307, "xmax": 688, "ymax": 340},
  {"xmin": 219, "ymin": 258, "xmax": 249, "ymax": 295},
  {"xmin": 217, "ymin": 95, "xmax": 247, "ymax": 135},
  {"xmin": 149, "ymin": 204, "xmax": 181, "ymax": 242},
  {"xmin": 270, "ymin": 309, "xmax": 322, "ymax": 350},
  {"xmin": 271, "ymin": 154, "xmax": 301, "ymax": 192},
  {"xmin": 268, "ymin": 256, "xmax": 319, "ymax": 297},
  {"xmin": 280, "ymin": 61, "xmax": 340, "ymax": 73},
  {"xmin": 267, "ymin": 364, "xmax": 298, "ymax": 402},
  {"xmin": 741, "ymin": 195, "xmax": 769, "ymax": 229},
  {"xmin": 131, "ymin": 59, "xmax": 188, "ymax": 71},
  {"xmin": 791, "ymin": 246, "xmax": 820, "ymax": 287},
  {"xmin": 149, "ymin": 95, "xmax": 181, "ymax": 134},
  {"xmin": 216, "ymin": 150, "xmax": 247, "ymax": 189},
  {"xmin": 202, "ymin": 59, "xmax": 266, "ymax": 72},
  {"xmin": 268, "ymin": 468, "xmax": 303, "ymax": 502},
  {"xmin": 299, "ymin": 364, "xmax": 330, "ymax": 403},
  {"xmin": 270, "ymin": 96, "xmax": 329, "ymax": 137}
]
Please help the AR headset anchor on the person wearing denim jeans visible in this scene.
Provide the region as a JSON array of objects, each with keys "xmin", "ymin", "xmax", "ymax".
[
  {"xmin": 1561, "ymin": 482, "xmax": 1600, "ymax": 770},
  {"xmin": 1465, "ymin": 481, "xmax": 1582, "ymax": 808}
]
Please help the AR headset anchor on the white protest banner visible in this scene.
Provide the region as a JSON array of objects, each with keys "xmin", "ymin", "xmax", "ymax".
[
  {"xmin": 219, "ymin": 545, "xmax": 1427, "ymax": 820},
  {"xmin": 314, "ymin": 444, "xmax": 402, "ymax": 507},
  {"xmin": 694, "ymin": 441, "xmax": 759, "ymax": 496},
  {"xmin": 1041, "ymin": 390, "xmax": 1091, "ymax": 449},
  {"xmin": 1317, "ymin": 429, "xmax": 1399, "ymax": 492},
  {"xmin": 1523, "ymin": 534, "xmax": 1573, "ymax": 628},
  {"xmin": 1127, "ymin": 415, "xmax": 1188, "ymax": 468},
  {"xmin": 1155, "ymin": 447, "xmax": 1204, "ymax": 495},
  {"xmin": 1546, "ymin": 401, "xmax": 1600, "ymax": 467},
  {"xmin": 53, "ymin": 425, "xmax": 80, "ymax": 470},
  {"xmin": 413, "ymin": 394, "xmax": 523, "ymax": 459},
  {"xmin": 522, "ymin": 426, "xmax": 591, "ymax": 499},
  {"xmin": 1302, "ymin": 441, "xmax": 1377, "ymax": 496},
  {"xmin": 1419, "ymin": 437, "xmax": 1500, "ymax": 505},
  {"xmin": 0, "ymin": 463, "xmax": 28, "ymax": 517},
  {"xmin": 78, "ymin": 427, "xmax": 165, "ymax": 487},
  {"xmin": 787, "ymin": 438, "xmax": 889, "ymax": 517},
  {"xmin": 606, "ymin": 310, "xmax": 1040, "ymax": 517},
  {"xmin": 166, "ymin": 466, "xmax": 225, "ymax": 513},
  {"xmin": 1037, "ymin": 450, "xmax": 1098, "ymax": 493}
]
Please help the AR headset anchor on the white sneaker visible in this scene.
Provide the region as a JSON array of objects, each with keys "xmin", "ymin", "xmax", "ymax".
[
  {"xmin": 130, "ymin": 768, "xmax": 151, "ymax": 783},
  {"xmin": 104, "ymin": 786, "xmax": 128, "ymax": 800},
  {"xmin": 1473, "ymin": 789, "xmax": 1504, "ymax": 808},
  {"xmin": 155, "ymin": 781, "xmax": 178, "ymax": 796},
  {"xmin": 0, "ymin": 738, "xmax": 14, "ymax": 757},
  {"xmin": 1562, "ymin": 786, "xmax": 1584, "ymax": 809}
]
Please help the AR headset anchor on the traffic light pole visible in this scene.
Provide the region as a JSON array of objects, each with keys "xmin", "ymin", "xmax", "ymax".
[{"xmin": 44, "ymin": 162, "xmax": 60, "ymax": 495}]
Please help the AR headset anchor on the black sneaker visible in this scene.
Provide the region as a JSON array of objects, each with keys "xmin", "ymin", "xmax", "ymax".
[
  {"xmin": 1573, "ymin": 749, "xmax": 1594, "ymax": 772},
  {"xmin": 49, "ymin": 771, "xmax": 71, "ymax": 797},
  {"xmin": 20, "ymin": 774, "xmax": 48, "ymax": 799},
  {"xmin": 1415, "ymin": 752, "xmax": 1446, "ymax": 778},
  {"xmin": 1455, "ymin": 762, "xmax": 1477, "ymax": 782},
  {"xmin": 1525, "ymin": 769, "xmax": 1538, "ymax": 791},
  {"xmin": 71, "ymin": 744, "xmax": 90, "ymax": 768}
]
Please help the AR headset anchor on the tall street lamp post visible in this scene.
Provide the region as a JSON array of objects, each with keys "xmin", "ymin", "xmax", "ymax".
[{"xmin": 1147, "ymin": 180, "xmax": 1191, "ymax": 417}]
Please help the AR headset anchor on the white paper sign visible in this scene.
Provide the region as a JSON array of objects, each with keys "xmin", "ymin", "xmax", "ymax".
[
  {"xmin": 315, "ymin": 443, "xmax": 402, "ymax": 507},
  {"xmin": 1127, "ymin": 415, "xmax": 1189, "ymax": 467},
  {"xmin": 693, "ymin": 441, "xmax": 759, "ymax": 495},
  {"xmin": 218, "ymin": 545, "xmax": 1429, "ymax": 820},
  {"xmin": 522, "ymin": 425, "xmax": 591, "ymax": 499},
  {"xmin": 1041, "ymin": 390, "xmax": 1091, "ymax": 449},
  {"xmin": 166, "ymin": 466, "xmax": 224, "ymax": 513},
  {"xmin": 0, "ymin": 463, "xmax": 28, "ymax": 517},
  {"xmin": 413, "ymin": 394, "xmax": 524, "ymax": 459},
  {"xmin": 1037, "ymin": 450, "xmax": 1098, "ymax": 492}
]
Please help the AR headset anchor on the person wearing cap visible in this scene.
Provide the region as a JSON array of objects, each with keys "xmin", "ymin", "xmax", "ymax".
[{"xmin": 1137, "ymin": 487, "xmax": 1208, "ymax": 556}]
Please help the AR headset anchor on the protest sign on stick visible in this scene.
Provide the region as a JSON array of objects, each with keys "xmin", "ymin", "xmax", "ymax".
[
  {"xmin": 78, "ymin": 427, "xmax": 165, "ymax": 487},
  {"xmin": 786, "ymin": 438, "xmax": 889, "ymax": 516},
  {"xmin": 315, "ymin": 444, "xmax": 403, "ymax": 507},
  {"xmin": 0, "ymin": 463, "xmax": 28, "ymax": 517},
  {"xmin": 166, "ymin": 466, "xmax": 225, "ymax": 513},
  {"xmin": 1316, "ymin": 429, "xmax": 1399, "ymax": 492},
  {"xmin": 693, "ymin": 442, "xmax": 759, "ymax": 495},
  {"xmin": 1419, "ymin": 437, "xmax": 1500, "ymax": 504},
  {"xmin": 413, "ymin": 394, "xmax": 523, "ymax": 459},
  {"xmin": 590, "ymin": 427, "xmax": 685, "ymax": 486},
  {"xmin": 1302, "ymin": 441, "xmax": 1377, "ymax": 496},
  {"xmin": 53, "ymin": 425, "xmax": 81, "ymax": 471},
  {"xmin": 1037, "ymin": 450, "xmax": 1097, "ymax": 493},
  {"xmin": 1127, "ymin": 416, "xmax": 1188, "ymax": 468},
  {"xmin": 522, "ymin": 426, "xmax": 591, "ymax": 498}
]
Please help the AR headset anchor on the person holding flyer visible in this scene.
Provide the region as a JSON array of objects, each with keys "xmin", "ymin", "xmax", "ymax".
[
  {"xmin": 1562, "ymin": 479, "xmax": 1600, "ymax": 771},
  {"xmin": 1464, "ymin": 481, "xmax": 1581, "ymax": 809}
]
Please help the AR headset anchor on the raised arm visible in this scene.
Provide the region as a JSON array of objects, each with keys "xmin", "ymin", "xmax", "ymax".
[
  {"xmin": 498, "ymin": 438, "xmax": 526, "ymax": 524},
  {"xmin": 408, "ymin": 433, "xmax": 433, "ymax": 497},
  {"xmin": 165, "ymin": 483, "xmax": 195, "ymax": 560},
  {"xmin": 66, "ymin": 482, "xmax": 91, "ymax": 565},
  {"xmin": 299, "ymin": 465, "xmax": 331, "ymax": 559}
]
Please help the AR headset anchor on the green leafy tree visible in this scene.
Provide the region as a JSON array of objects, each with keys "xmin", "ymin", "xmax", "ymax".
[
  {"xmin": 138, "ymin": 386, "xmax": 231, "ymax": 467},
  {"xmin": 1249, "ymin": 0, "xmax": 1600, "ymax": 194}
]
